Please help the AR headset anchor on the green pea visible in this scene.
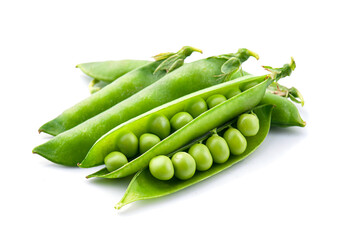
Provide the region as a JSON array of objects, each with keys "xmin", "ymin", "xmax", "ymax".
[
  {"xmin": 171, "ymin": 152, "xmax": 196, "ymax": 180},
  {"xmin": 226, "ymin": 88, "xmax": 242, "ymax": 98},
  {"xmin": 104, "ymin": 151, "xmax": 128, "ymax": 172},
  {"xmin": 149, "ymin": 155, "xmax": 174, "ymax": 181},
  {"xmin": 188, "ymin": 143, "xmax": 213, "ymax": 171},
  {"xmin": 206, "ymin": 134, "xmax": 230, "ymax": 163},
  {"xmin": 237, "ymin": 113, "xmax": 259, "ymax": 137},
  {"xmin": 206, "ymin": 94, "xmax": 226, "ymax": 108},
  {"xmin": 241, "ymin": 81, "xmax": 259, "ymax": 91},
  {"xmin": 147, "ymin": 114, "xmax": 171, "ymax": 140},
  {"xmin": 223, "ymin": 128, "xmax": 247, "ymax": 155},
  {"xmin": 170, "ymin": 112, "xmax": 193, "ymax": 131},
  {"xmin": 139, "ymin": 133, "xmax": 161, "ymax": 154},
  {"xmin": 184, "ymin": 97, "xmax": 208, "ymax": 118},
  {"xmin": 117, "ymin": 131, "xmax": 138, "ymax": 158}
]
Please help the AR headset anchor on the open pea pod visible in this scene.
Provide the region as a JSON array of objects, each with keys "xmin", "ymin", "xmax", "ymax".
[
  {"xmin": 83, "ymin": 74, "xmax": 269, "ymax": 171},
  {"xmin": 115, "ymin": 104, "xmax": 273, "ymax": 209}
]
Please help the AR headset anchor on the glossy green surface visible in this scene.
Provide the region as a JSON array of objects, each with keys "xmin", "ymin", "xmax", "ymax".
[
  {"xmin": 206, "ymin": 94, "xmax": 226, "ymax": 108},
  {"xmin": 223, "ymin": 128, "xmax": 247, "ymax": 155},
  {"xmin": 171, "ymin": 152, "xmax": 196, "ymax": 180},
  {"xmin": 139, "ymin": 133, "xmax": 161, "ymax": 154},
  {"xmin": 34, "ymin": 49, "xmax": 258, "ymax": 167},
  {"xmin": 147, "ymin": 114, "xmax": 171, "ymax": 140},
  {"xmin": 226, "ymin": 88, "xmax": 242, "ymax": 98},
  {"xmin": 149, "ymin": 156, "xmax": 174, "ymax": 181},
  {"xmin": 39, "ymin": 47, "xmax": 198, "ymax": 136},
  {"xmin": 86, "ymin": 76, "xmax": 270, "ymax": 177},
  {"xmin": 206, "ymin": 134, "xmax": 230, "ymax": 163},
  {"xmin": 117, "ymin": 131, "xmax": 138, "ymax": 158},
  {"xmin": 77, "ymin": 60, "xmax": 150, "ymax": 82},
  {"xmin": 104, "ymin": 152, "xmax": 128, "ymax": 172},
  {"xmin": 188, "ymin": 143, "xmax": 213, "ymax": 171},
  {"xmin": 237, "ymin": 113, "xmax": 259, "ymax": 136},
  {"xmin": 170, "ymin": 112, "xmax": 193, "ymax": 131},
  {"xmin": 115, "ymin": 105, "xmax": 273, "ymax": 209},
  {"xmin": 260, "ymin": 92, "xmax": 306, "ymax": 127},
  {"xmin": 184, "ymin": 97, "xmax": 208, "ymax": 118}
]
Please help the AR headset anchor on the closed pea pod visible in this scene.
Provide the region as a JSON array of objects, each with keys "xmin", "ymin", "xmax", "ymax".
[
  {"xmin": 38, "ymin": 46, "xmax": 200, "ymax": 136},
  {"xmin": 34, "ymin": 48, "xmax": 259, "ymax": 166}
]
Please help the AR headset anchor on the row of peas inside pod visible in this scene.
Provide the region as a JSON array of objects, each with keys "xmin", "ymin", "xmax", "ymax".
[
  {"xmin": 103, "ymin": 87, "xmax": 255, "ymax": 173},
  {"xmin": 149, "ymin": 112, "xmax": 259, "ymax": 180}
]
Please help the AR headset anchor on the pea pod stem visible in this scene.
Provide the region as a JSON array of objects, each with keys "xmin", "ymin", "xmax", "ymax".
[{"xmin": 115, "ymin": 104, "xmax": 274, "ymax": 209}]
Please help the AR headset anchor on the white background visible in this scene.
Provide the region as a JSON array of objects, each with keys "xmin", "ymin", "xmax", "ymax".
[{"xmin": 1, "ymin": 0, "xmax": 336, "ymax": 239}]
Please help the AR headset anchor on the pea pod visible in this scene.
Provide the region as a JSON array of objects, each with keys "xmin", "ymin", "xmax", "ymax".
[
  {"xmin": 38, "ymin": 46, "xmax": 201, "ymax": 136},
  {"xmin": 33, "ymin": 48, "xmax": 258, "ymax": 166},
  {"xmin": 260, "ymin": 92, "xmax": 306, "ymax": 127},
  {"xmin": 77, "ymin": 60, "xmax": 150, "ymax": 93},
  {"xmin": 85, "ymin": 76, "xmax": 271, "ymax": 176},
  {"xmin": 115, "ymin": 104, "xmax": 273, "ymax": 209},
  {"xmin": 77, "ymin": 59, "xmax": 150, "ymax": 82}
]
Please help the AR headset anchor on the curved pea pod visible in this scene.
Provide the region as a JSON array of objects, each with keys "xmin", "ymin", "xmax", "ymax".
[
  {"xmin": 260, "ymin": 92, "xmax": 306, "ymax": 127},
  {"xmin": 84, "ymin": 75, "xmax": 271, "ymax": 176},
  {"xmin": 76, "ymin": 59, "xmax": 150, "ymax": 82},
  {"xmin": 115, "ymin": 104, "xmax": 273, "ymax": 209},
  {"xmin": 33, "ymin": 48, "xmax": 258, "ymax": 166},
  {"xmin": 38, "ymin": 46, "xmax": 201, "ymax": 136}
]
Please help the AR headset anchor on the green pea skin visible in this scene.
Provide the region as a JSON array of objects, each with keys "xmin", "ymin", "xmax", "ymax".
[
  {"xmin": 226, "ymin": 88, "xmax": 242, "ymax": 98},
  {"xmin": 147, "ymin": 114, "xmax": 171, "ymax": 140},
  {"xmin": 184, "ymin": 97, "xmax": 208, "ymax": 118},
  {"xmin": 241, "ymin": 81, "xmax": 259, "ymax": 91},
  {"xmin": 223, "ymin": 128, "xmax": 247, "ymax": 155},
  {"xmin": 171, "ymin": 152, "xmax": 196, "ymax": 180},
  {"xmin": 170, "ymin": 112, "xmax": 193, "ymax": 131},
  {"xmin": 139, "ymin": 133, "xmax": 161, "ymax": 154},
  {"xmin": 104, "ymin": 151, "xmax": 128, "ymax": 172},
  {"xmin": 206, "ymin": 134, "xmax": 230, "ymax": 163},
  {"xmin": 237, "ymin": 113, "xmax": 259, "ymax": 137},
  {"xmin": 149, "ymin": 155, "xmax": 174, "ymax": 180},
  {"xmin": 206, "ymin": 94, "xmax": 227, "ymax": 108},
  {"xmin": 117, "ymin": 131, "xmax": 138, "ymax": 158},
  {"xmin": 188, "ymin": 143, "xmax": 213, "ymax": 171}
]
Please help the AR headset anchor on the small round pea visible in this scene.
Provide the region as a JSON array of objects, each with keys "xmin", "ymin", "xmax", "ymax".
[
  {"xmin": 117, "ymin": 131, "xmax": 138, "ymax": 158},
  {"xmin": 171, "ymin": 152, "xmax": 196, "ymax": 180},
  {"xmin": 223, "ymin": 128, "xmax": 247, "ymax": 155},
  {"xmin": 206, "ymin": 94, "xmax": 226, "ymax": 108},
  {"xmin": 241, "ymin": 81, "xmax": 259, "ymax": 91},
  {"xmin": 139, "ymin": 133, "xmax": 161, "ymax": 154},
  {"xmin": 104, "ymin": 151, "xmax": 128, "ymax": 172},
  {"xmin": 147, "ymin": 114, "xmax": 171, "ymax": 139},
  {"xmin": 237, "ymin": 113, "xmax": 259, "ymax": 137},
  {"xmin": 170, "ymin": 112, "xmax": 193, "ymax": 131},
  {"xmin": 206, "ymin": 134, "xmax": 230, "ymax": 163},
  {"xmin": 188, "ymin": 143, "xmax": 213, "ymax": 171},
  {"xmin": 149, "ymin": 155, "xmax": 174, "ymax": 180},
  {"xmin": 226, "ymin": 88, "xmax": 242, "ymax": 98},
  {"xmin": 184, "ymin": 97, "xmax": 208, "ymax": 118}
]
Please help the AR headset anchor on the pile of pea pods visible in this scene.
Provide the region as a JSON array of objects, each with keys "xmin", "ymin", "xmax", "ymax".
[{"xmin": 33, "ymin": 46, "xmax": 305, "ymax": 209}]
